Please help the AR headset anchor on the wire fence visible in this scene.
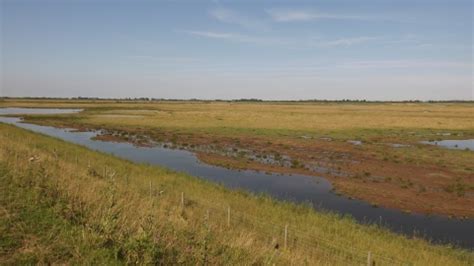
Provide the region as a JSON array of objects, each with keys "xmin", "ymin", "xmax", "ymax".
[
  {"xmin": 15, "ymin": 143, "xmax": 415, "ymax": 265},
  {"xmin": 78, "ymin": 155, "xmax": 413, "ymax": 265},
  {"xmin": 183, "ymin": 194, "xmax": 411, "ymax": 265}
]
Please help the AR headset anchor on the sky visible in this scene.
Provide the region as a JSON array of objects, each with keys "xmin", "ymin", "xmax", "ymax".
[{"xmin": 1, "ymin": 0, "xmax": 473, "ymax": 100}]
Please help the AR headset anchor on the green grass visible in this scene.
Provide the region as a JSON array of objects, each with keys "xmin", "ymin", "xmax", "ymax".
[
  {"xmin": 0, "ymin": 163, "xmax": 120, "ymax": 264},
  {"xmin": 0, "ymin": 123, "xmax": 473, "ymax": 265},
  {"xmin": 1, "ymin": 99, "xmax": 473, "ymax": 217}
]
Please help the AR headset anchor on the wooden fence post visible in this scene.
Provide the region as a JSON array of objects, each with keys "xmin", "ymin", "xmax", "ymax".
[
  {"xmin": 284, "ymin": 224, "xmax": 288, "ymax": 250},
  {"xmin": 181, "ymin": 192, "xmax": 184, "ymax": 208},
  {"xmin": 205, "ymin": 209, "xmax": 211, "ymax": 232},
  {"xmin": 367, "ymin": 251, "xmax": 371, "ymax": 266},
  {"xmin": 149, "ymin": 180, "xmax": 152, "ymax": 197},
  {"xmin": 227, "ymin": 206, "xmax": 231, "ymax": 227}
]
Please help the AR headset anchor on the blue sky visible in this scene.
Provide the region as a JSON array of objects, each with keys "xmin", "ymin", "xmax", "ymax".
[{"xmin": 1, "ymin": 0, "xmax": 472, "ymax": 100}]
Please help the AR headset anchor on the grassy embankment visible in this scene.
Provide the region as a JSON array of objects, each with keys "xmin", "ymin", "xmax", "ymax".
[
  {"xmin": 1, "ymin": 123, "xmax": 473, "ymax": 264},
  {"xmin": 1, "ymin": 99, "xmax": 473, "ymax": 217}
]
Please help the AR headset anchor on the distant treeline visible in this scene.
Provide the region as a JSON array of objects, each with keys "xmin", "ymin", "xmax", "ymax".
[{"xmin": 1, "ymin": 96, "xmax": 472, "ymax": 103}]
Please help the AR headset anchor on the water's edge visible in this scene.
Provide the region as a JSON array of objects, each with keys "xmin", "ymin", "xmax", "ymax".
[{"xmin": 1, "ymin": 108, "xmax": 473, "ymax": 249}]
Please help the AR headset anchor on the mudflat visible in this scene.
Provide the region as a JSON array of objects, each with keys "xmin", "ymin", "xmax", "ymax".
[{"xmin": 2, "ymin": 99, "xmax": 473, "ymax": 217}]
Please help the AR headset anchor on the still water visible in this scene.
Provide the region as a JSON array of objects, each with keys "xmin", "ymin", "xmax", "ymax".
[
  {"xmin": 1, "ymin": 108, "xmax": 473, "ymax": 249},
  {"xmin": 421, "ymin": 139, "xmax": 474, "ymax": 151}
]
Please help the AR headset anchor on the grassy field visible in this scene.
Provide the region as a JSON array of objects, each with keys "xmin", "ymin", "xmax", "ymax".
[
  {"xmin": 1, "ymin": 123, "xmax": 473, "ymax": 264},
  {"xmin": 1, "ymin": 98, "xmax": 473, "ymax": 217},
  {"xmin": 2, "ymin": 99, "xmax": 473, "ymax": 134}
]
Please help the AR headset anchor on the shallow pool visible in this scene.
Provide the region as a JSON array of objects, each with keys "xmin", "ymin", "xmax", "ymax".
[
  {"xmin": 421, "ymin": 139, "xmax": 474, "ymax": 151},
  {"xmin": 1, "ymin": 108, "xmax": 473, "ymax": 248}
]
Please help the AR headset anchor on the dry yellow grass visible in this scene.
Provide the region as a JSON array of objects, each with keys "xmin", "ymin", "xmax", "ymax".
[
  {"xmin": 2, "ymin": 99, "xmax": 473, "ymax": 132},
  {"xmin": 65, "ymin": 103, "xmax": 474, "ymax": 132},
  {"xmin": 1, "ymin": 122, "xmax": 473, "ymax": 265},
  {"xmin": 1, "ymin": 99, "xmax": 473, "ymax": 218}
]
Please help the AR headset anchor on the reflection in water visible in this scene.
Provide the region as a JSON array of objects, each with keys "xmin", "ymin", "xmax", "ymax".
[
  {"xmin": 1, "ymin": 108, "xmax": 473, "ymax": 248},
  {"xmin": 0, "ymin": 107, "xmax": 82, "ymax": 115},
  {"xmin": 421, "ymin": 139, "xmax": 474, "ymax": 151}
]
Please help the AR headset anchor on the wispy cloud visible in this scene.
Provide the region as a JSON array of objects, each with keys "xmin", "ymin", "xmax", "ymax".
[
  {"xmin": 183, "ymin": 31, "xmax": 236, "ymax": 40},
  {"xmin": 266, "ymin": 8, "xmax": 373, "ymax": 22},
  {"xmin": 318, "ymin": 37, "xmax": 381, "ymax": 47},
  {"xmin": 209, "ymin": 8, "xmax": 269, "ymax": 30},
  {"xmin": 181, "ymin": 30, "xmax": 283, "ymax": 45},
  {"xmin": 125, "ymin": 55, "xmax": 200, "ymax": 63},
  {"xmin": 336, "ymin": 60, "xmax": 471, "ymax": 69},
  {"xmin": 182, "ymin": 30, "xmax": 430, "ymax": 51}
]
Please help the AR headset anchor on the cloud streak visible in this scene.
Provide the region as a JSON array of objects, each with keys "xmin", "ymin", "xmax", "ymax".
[
  {"xmin": 181, "ymin": 30, "xmax": 284, "ymax": 45},
  {"xmin": 182, "ymin": 28, "xmax": 432, "ymax": 51},
  {"xmin": 336, "ymin": 60, "xmax": 471, "ymax": 69},
  {"xmin": 266, "ymin": 8, "xmax": 374, "ymax": 22},
  {"xmin": 209, "ymin": 8, "xmax": 269, "ymax": 30},
  {"xmin": 317, "ymin": 36, "xmax": 381, "ymax": 47},
  {"xmin": 182, "ymin": 29, "xmax": 383, "ymax": 48}
]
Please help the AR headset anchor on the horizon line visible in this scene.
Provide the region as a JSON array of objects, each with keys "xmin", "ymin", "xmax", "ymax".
[{"xmin": 1, "ymin": 97, "xmax": 473, "ymax": 103}]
